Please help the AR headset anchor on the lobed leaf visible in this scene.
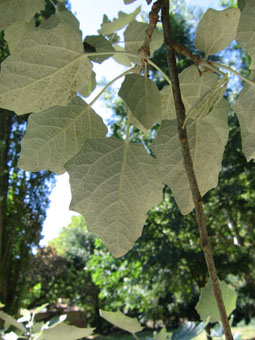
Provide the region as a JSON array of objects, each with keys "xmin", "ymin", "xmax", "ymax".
[
  {"xmin": 233, "ymin": 82, "xmax": 255, "ymax": 161},
  {"xmin": 124, "ymin": 21, "xmax": 163, "ymax": 57},
  {"xmin": 79, "ymin": 71, "xmax": 97, "ymax": 98},
  {"xmin": 119, "ymin": 74, "xmax": 161, "ymax": 130},
  {"xmin": 195, "ymin": 8, "xmax": 240, "ymax": 56},
  {"xmin": 65, "ymin": 137, "xmax": 162, "ymax": 257},
  {"xmin": 98, "ymin": 6, "xmax": 141, "ymax": 35},
  {"xmin": 195, "ymin": 279, "xmax": 237, "ymax": 323},
  {"xmin": 236, "ymin": 0, "xmax": 255, "ymax": 69},
  {"xmin": 112, "ymin": 45, "xmax": 132, "ymax": 67},
  {"xmin": 155, "ymin": 327, "xmax": 168, "ymax": 340},
  {"xmin": 100, "ymin": 310, "xmax": 143, "ymax": 334},
  {"xmin": 0, "ymin": 311, "xmax": 26, "ymax": 333},
  {"xmin": 0, "ymin": 0, "xmax": 44, "ymax": 30},
  {"xmin": 42, "ymin": 323, "xmax": 94, "ymax": 340},
  {"xmin": 0, "ymin": 19, "xmax": 92, "ymax": 114},
  {"xmin": 18, "ymin": 96, "xmax": 107, "ymax": 175},
  {"xmin": 152, "ymin": 99, "xmax": 229, "ymax": 214}
]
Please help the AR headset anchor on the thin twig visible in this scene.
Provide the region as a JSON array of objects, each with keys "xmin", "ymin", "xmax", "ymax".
[{"xmin": 160, "ymin": 1, "xmax": 234, "ymax": 339}]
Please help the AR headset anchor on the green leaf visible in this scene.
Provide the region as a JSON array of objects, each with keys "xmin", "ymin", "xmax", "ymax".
[
  {"xmin": 42, "ymin": 323, "xmax": 94, "ymax": 340},
  {"xmin": 119, "ymin": 74, "xmax": 161, "ymax": 130},
  {"xmin": 98, "ymin": 6, "xmax": 141, "ymax": 35},
  {"xmin": 100, "ymin": 310, "xmax": 143, "ymax": 334},
  {"xmin": 124, "ymin": 0, "xmax": 137, "ymax": 4},
  {"xmin": 236, "ymin": 0, "xmax": 255, "ymax": 68},
  {"xmin": 0, "ymin": 311, "xmax": 26, "ymax": 333},
  {"xmin": 65, "ymin": 137, "xmax": 162, "ymax": 257},
  {"xmin": 238, "ymin": 0, "xmax": 246, "ymax": 11},
  {"xmin": 172, "ymin": 322, "xmax": 206, "ymax": 340},
  {"xmin": 124, "ymin": 21, "xmax": 163, "ymax": 57},
  {"xmin": 84, "ymin": 35, "xmax": 115, "ymax": 63},
  {"xmin": 233, "ymin": 83, "xmax": 255, "ymax": 161},
  {"xmin": 195, "ymin": 280, "xmax": 237, "ymax": 323},
  {"xmin": 0, "ymin": 20, "xmax": 92, "ymax": 114},
  {"xmin": 0, "ymin": 0, "xmax": 44, "ymax": 30},
  {"xmin": 33, "ymin": 303, "xmax": 49, "ymax": 316},
  {"xmin": 195, "ymin": 8, "xmax": 240, "ymax": 55},
  {"xmin": 79, "ymin": 71, "xmax": 96, "ymax": 98},
  {"xmin": 155, "ymin": 327, "xmax": 168, "ymax": 340},
  {"xmin": 18, "ymin": 96, "xmax": 107, "ymax": 175},
  {"xmin": 112, "ymin": 45, "xmax": 132, "ymax": 67},
  {"xmin": 4, "ymin": 19, "xmax": 35, "ymax": 54},
  {"xmin": 152, "ymin": 99, "xmax": 229, "ymax": 215}
]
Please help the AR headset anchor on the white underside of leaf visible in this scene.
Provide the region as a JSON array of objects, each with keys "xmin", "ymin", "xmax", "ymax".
[
  {"xmin": 0, "ymin": 21, "xmax": 92, "ymax": 114},
  {"xmin": 233, "ymin": 83, "xmax": 255, "ymax": 161},
  {"xmin": 152, "ymin": 99, "xmax": 230, "ymax": 214},
  {"xmin": 100, "ymin": 310, "xmax": 143, "ymax": 334},
  {"xmin": 65, "ymin": 137, "xmax": 162, "ymax": 257},
  {"xmin": 18, "ymin": 96, "xmax": 107, "ymax": 174}
]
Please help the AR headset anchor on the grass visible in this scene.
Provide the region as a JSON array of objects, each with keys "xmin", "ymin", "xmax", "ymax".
[{"xmin": 92, "ymin": 325, "xmax": 255, "ymax": 340}]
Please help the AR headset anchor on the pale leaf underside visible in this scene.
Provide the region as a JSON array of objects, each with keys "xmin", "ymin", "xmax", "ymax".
[
  {"xmin": 236, "ymin": 1, "xmax": 255, "ymax": 69},
  {"xmin": 4, "ymin": 19, "xmax": 34, "ymax": 54},
  {"xmin": 84, "ymin": 35, "xmax": 115, "ymax": 63},
  {"xmin": 100, "ymin": 310, "xmax": 143, "ymax": 334},
  {"xmin": 195, "ymin": 8, "xmax": 240, "ymax": 55},
  {"xmin": 233, "ymin": 83, "xmax": 255, "ymax": 161},
  {"xmin": 18, "ymin": 96, "xmax": 107, "ymax": 175},
  {"xmin": 42, "ymin": 323, "xmax": 94, "ymax": 340},
  {"xmin": 196, "ymin": 280, "xmax": 237, "ymax": 323},
  {"xmin": 0, "ymin": 0, "xmax": 44, "ymax": 30},
  {"xmin": 152, "ymin": 99, "xmax": 230, "ymax": 215},
  {"xmin": 65, "ymin": 137, "xmax": 162, "ymax": 257},
  {"xmin": 119, "ymin": 73, "xmax": 161, "ymax": 131},
  {"xmin": 98, "ymin": 6, "xmax": 141, "ymax": 35},
  {"xmin": 0, "ymin": 20, "xmax": 92, "ymax": 114}
]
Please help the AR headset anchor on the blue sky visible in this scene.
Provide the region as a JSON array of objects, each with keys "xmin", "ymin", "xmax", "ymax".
[{"xmin": 41, "ymin": 0, "xmax": 222, "ymax": 245}]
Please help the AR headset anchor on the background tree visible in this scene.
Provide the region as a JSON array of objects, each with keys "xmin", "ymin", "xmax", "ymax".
[{"xmin": 0, "ymin": 1, "xmax": 57, "ymax": 315}]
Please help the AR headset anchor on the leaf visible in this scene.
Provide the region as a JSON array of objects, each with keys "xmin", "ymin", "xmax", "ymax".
[
  {"xmin": 84, "ymin": 35, "xmax": 114, "ymax": 63},
  {"xmin": 119, "ymin": 74, "xmax": 161, "ymax": 130},
  {"xmin": 79, "ymin": 71, "xmax": 96, "ymax": 98},
  {"xmin": 0, "ymin": 20, "xmax": 92, "ymax": 115},
  {"xmin": 195, "ymin": 279, "xmax": 237, "ymax": 323},
  {"xmin": 33, "ymin": 303, "xmax": 49, "ymax": 316},
  {"xmin": 125, "ymin": 21, "xmax": 163, "ymax": 56},
  {"xmin": 152, "ymin": 99, "xmax": 229, "ymax": 215},
  {"xmin": 233, "ymin": 83, "xmax": 255, "ymax": 161},
  {"xmin": 2, "ymin": 332, "xmax": 19, "ymax": 340},
  {"xmin": 4, "ymin": 19, "xmax": 35, "ymax": 54},
  {"xmin": 65, "ymin": 137, "xmax": 162, "ymax": 257},
  {"xmin": 18, "ymin": 96, "xmax": 107, "ymax": 175},
  {"xmin": 98, "ymin": 6, "xmax": 141, "ymax": 35},
  {"xmin": 236, "ymin": 0, "xmax": 255, "ymax": 68},
  {"xmin": 124, "ymin": 0, "xmax": 137, "ymax": 3},
  {"xmin": 112, "ymin": 45, "xmax": 132, "ymax": 67},
  {"xmin": 195, "ymin": 8, "xmax": 240, "ymax": 55},
  {"xmin": 155, "ymin": 327, "xmax": 168, "ymax": 340},
  {"xmin": 0, "ymin": 311, "xmax": 26, "ymax": 333},
  {"xmin": 0, "ymin": 0, "xmax": 44, "ymax": 30},
  {"xmin": 100, "ymin": 310, "xmax": 143, "ymax": 334},
  {"xmin": 42, "ymin": 323, "xmax": 94, "ymax": 340},
  {"xmin": 172, "ymin": 321, "xmax": 206, "ymax": 340}
]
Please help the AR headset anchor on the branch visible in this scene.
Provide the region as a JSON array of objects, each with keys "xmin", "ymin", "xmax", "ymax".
[{"xmin": 160, "ymin": 1, "xmax": 234, "ymax": 339}]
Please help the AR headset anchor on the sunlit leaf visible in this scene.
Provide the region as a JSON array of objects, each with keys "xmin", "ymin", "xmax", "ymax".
[
  {"xmin": 119, "ymin": 74, "xmax": 161, "ymax": 130},
  {"xmin": 0, "ymin": 0, "xmax": 44, "ymax": 30},
  {"xmin": 4, "ymin": 19, "xmax": 34, "ymax": 54},
  {"xmin": 125, "ymin": 21, "xmax": 163, "ymax": 57},
  {"xmin": 195, "ymin": 279, "xmax": 237, "ymax": 323},
  {"xmin": 0, "ymin": 311, "xmax": 26, "ymax": 333},
  {"xmin": 124, "ymin": 0, "xmax": 137, "ymax": 3},
  {"xmin": 195, "ymin": 8, "xmax": 240, "ymax": 55},
  {"xmin": 100, "ymin": 310, "xmax": 143, "ymax": 334},
  {"xmin": 152, "ymin": 99, "xmax": 229, "ymax": 214},
  {"xmin": 113, "ymin": 45, "xmax": 132, "ymax": 67},
  {"xmin": 0, "ymin": 20, "xmax": 92, "ymax": 114},
  {"xmin": 65, "ymin": 137, "xmax": 162, "ymax": 257},
  {"xmin": 42, "ymin": 323, "xmax": 94, "ymax": 340},
  {"xmin": 98, "ymin": 6, "xmax": 141, "ymax": 35},
  {"xmin": 18, "ymin": 96, "xmax": 107, "ymax": 174},
  {"xmin": 79, "ymin": 71, "xmax": 97, "ymax": 98},
  {"xmin": 233, "ymin": 82, "xmax": 255, "ymax": 161},
  {"xmin": 236, "ymin": 0, "xmax": 255, "ymax": 68},
  {"xmin": 155, "ymin": 327, "xmax": 168, "ymax": 340}
]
